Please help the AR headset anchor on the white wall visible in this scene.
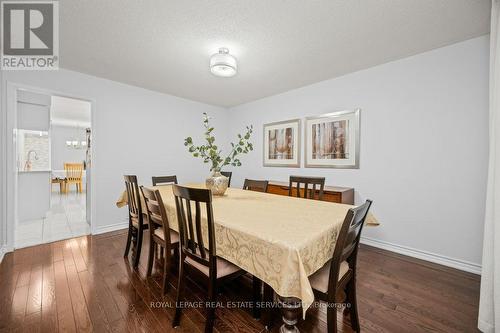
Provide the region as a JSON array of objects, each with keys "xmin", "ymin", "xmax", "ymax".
[
  {"xmin": 1, "ymin": 68, "xmax": 229, "ymax": 248},
  {"xmin": 227, "ymin": 36, "xmax": 490, "ymax": 271},
  {"xmin": 0, "ymin": 37, "xmax": 489, "ymax": 273},
  {"xmin": 50, "ymin": 125, "xmax": 87, "ymax": 170}
]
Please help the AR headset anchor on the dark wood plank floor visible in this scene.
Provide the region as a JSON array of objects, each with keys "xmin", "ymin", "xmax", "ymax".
[{"xmin": 0, "ymin": 230, "xmax": 480, "ymax": 332}]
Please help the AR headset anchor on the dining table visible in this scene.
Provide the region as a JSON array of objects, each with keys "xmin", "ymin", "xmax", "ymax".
[{"xmin": 116, "ymin": 183, "xmax": 378, "ymax": 332}]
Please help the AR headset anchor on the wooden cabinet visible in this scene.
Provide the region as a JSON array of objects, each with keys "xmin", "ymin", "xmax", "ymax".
[{"xmin": 267, "ymin": 181, "xmax": 354, "ymax": 204}]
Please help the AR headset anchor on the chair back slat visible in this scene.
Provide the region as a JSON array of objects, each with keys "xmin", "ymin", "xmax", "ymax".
[
  {"xmin": 194, "ymin": 201, "xmax": 207, "ymax": 259},
  {"xmin": 289, "ymin": 176, "xmax": 325, "ymax": 200},
  {"xmin": 327, "ymin": 200, "xmax": 373, "ymax": 296},
  {"xmin": 124, "ymin": 175, "xmax": 144, "ymax": 226},
  {"xmin": 242, "ymin": 179, "xmax": 269, "ymax": 192},
  {"xmin": 340, "ymin": 202, "xmax": 370, "ymax": 261},
  {"xmin": 341, "ymin": 224, "xmax": 363, "ymax": 261},
  {"xmin": 220, "ymin": 171, "xmax": 232, "ymax": 187},
  {"xmin": 185, "ymin": 200, "xmax": 197, "ymax": 253},
  {"xmin": 146, "ymin": 201, "xmax": 163, "ymax": 225},
  {"xmin": 311, "ymin": 183, "xmax": 319, "ymax": 198},
  {"xmin": 64, "ymin": 163, "xmax": 83, "ymax": 181},
  {"xmin": 177, "ymin": 198, "xmax": 190, "ymax": 249},
  {"xmin": 141, "ymin": 187, "xmax": 161, "ymax": 225},
  {"xmin": 152, "ymin": 175, "xmax": 178, "ymax": 186},
  {"xmin": 173, "ymin": 185, "xmax": 216, "ymax": 271},
  {"xmin": 140, "ymin": 186, "xmax": 174, "ymax": 244}
]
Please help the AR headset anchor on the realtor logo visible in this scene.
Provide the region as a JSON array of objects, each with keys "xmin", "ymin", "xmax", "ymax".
[{"xmin": 1, "ymin": 1, "xmax": 59, "ymax": 70}]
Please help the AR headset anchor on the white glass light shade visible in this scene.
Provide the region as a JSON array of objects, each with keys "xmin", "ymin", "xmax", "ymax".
[{"xmin": 210, "ymin": 48, "xmax": 237, "ymax": 77}]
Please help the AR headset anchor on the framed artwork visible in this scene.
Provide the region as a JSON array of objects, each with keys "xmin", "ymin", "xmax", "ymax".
[
  {"xmin": 263, "ymin": 119, "xmax": 301, "ymax": 167},
  {"xmin": 305, "ymin": 109, "xmax": 360, "ymax": 169}
]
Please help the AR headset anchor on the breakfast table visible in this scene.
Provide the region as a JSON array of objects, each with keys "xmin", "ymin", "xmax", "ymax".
[{"xmin": 116, "ymin": 184, "xmax": 378, "ymax": 332}]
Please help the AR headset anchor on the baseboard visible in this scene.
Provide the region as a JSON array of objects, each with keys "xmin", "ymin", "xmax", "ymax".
[
  {"xmin": 0, "ymin": 246, "xmax": 5, "ymax": 265},
  {"xmin": 0, "ymin": 245, "xmax": 13, "ymax": 265},
  {"xmin": 92, "ymin": 221, "xmax": 128, "ymax": 235},
  {"xmin": 478, "ymin": 318, "xmax": 494, "ymax": 333},
  {"xmin": 360, "ymin": 236, "xmax": 481, "ymax": 275}
]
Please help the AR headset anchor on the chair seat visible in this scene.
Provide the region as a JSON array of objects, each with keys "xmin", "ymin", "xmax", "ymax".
[
  {"xmin": 185, "ymin": 256, "xmax": 241, "ymax": 278},
  {"xmin": 309, "ymin": 260, "xmax": 350, "ymax": 294},
  {"xmin": 153, "ymin": 227, "xmax": 179, "ymax": 244}
]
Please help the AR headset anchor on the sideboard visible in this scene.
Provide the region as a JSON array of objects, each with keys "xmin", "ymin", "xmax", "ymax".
[{"xmin": 266, "ymin": 180, "xmax": 354, "ymax": 204}]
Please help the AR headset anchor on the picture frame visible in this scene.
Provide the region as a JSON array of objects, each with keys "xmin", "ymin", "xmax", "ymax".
[
  {"xmin": 305, "ymin": 109, "xmax": 360, "ymax": 169},
  {"xmin": 263, "ymin": 118, "xmax": 301, "ymax": 167}
]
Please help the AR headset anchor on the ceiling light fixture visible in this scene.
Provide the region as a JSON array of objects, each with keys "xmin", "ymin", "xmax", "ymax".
[{"xmin": 210, "ymin": 47, "xmax": 237, "ymax": 77}]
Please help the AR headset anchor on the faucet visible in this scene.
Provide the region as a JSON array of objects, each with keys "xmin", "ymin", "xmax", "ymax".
[{"xmin": 24, "ymin": 150, "xmax": 39, "ymax": 171}]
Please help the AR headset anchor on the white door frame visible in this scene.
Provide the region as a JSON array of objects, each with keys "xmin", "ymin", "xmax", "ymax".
[{"xmin": 5, "ymin": 81, "xmax": 97, "ymax": 251}]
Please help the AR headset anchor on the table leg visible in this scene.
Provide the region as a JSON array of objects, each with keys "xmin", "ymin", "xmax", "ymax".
[{"xmin": 278, "ymin": 296, "xmax": 301, "ymax": 333}]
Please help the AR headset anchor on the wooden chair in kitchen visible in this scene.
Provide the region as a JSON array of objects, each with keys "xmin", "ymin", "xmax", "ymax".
[{"xmin": 64, "ymin": 163, "xmax": 84, "ymax": 193}]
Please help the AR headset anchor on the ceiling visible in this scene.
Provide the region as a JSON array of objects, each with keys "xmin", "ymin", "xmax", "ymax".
[
  {"xmin": 60, "ymin": 0, "xmax": 491, "ymax": 107},
  {"xmin": 51, "ymin": 96, "xmax": 91, "ymax": 128}
]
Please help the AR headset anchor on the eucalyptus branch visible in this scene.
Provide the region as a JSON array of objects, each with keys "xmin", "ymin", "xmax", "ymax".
[
  {"xmin": 222, "ymin": 125, "xmax": 253, "ymax": 167},
  {"xmin": 184, "ymin": 113, "xmax": 253, "ymax": 172}
]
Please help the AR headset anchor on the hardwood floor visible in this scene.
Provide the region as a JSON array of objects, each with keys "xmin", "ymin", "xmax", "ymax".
[{"xmin": 0, "ymin": 230, "xmax": 480, "ymax": 332}]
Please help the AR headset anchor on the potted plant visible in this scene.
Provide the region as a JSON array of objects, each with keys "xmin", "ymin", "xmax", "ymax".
[{"xmin": 184, "ymin": 113, "xmax": 253, "ymax": 195}]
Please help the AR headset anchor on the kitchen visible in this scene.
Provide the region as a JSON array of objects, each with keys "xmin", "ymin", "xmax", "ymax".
[{"xmin": 15, "ymin": 91, "xmax": 92, "ymax": 248}]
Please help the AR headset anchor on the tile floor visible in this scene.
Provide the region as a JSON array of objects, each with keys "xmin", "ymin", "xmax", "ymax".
[{"xmin": 15, "ymin": 189, "xmax": 90, "ymax": 249}]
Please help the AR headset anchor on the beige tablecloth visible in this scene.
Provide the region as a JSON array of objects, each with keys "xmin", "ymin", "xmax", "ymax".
[{"xmin": 116, "ymin": 184, "xmax": 378, "ymax": 317}]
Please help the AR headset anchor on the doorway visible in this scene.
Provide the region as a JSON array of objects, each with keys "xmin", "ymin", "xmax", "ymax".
[{"xmin": 10, "ymin": 86, "xmax": 93, "ymax": 249}]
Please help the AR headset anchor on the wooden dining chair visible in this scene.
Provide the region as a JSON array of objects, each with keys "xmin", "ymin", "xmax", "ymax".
[
  {"xmin": 308, "ymin": 199, "xmax": 373, "ymax": 333},
  {"xmin": 152, "ymin": 175, "xmax": 178, "ymax": 186},
  {"xmin": 140, "ymin": 186, "xmax": 179, "ymax": 294},
  {"xmin": 220, "ymin": 171, "xmax": 232, "ymax": 187},
  {"xmin": 51, "ymin": 177, "xmax": 66, "ymax": 193},
  {"xmin": 289, "ymin": 175, "xmax": 325, "ymax": 200},
  {"xmin": 123, "ymin": 175, "xmax": 148, "ymax": 268},
  {"xmin": 242, "ymin": 179, "xmax": 269, "ymax": 192},
  {"xmin": 172, "ymin": 185, "xmax": 249, "ymax": 333},
  {"xmin": 64, "ymin": 163, "xmax": 84, "ymax": 193}
]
